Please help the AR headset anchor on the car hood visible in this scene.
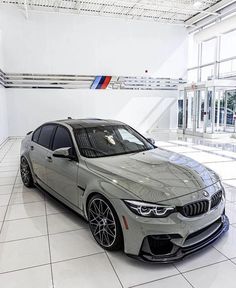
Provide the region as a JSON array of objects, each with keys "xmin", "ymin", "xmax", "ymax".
[{"xmin": 85, "ymin": 148, "xmax": 220, "ymax": 203}]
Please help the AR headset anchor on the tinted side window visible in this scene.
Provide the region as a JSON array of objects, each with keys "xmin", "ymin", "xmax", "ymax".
[
  {"xmin": 52, "ymin": 126, "xmax": 73, "ymax": 151},
  {"xmin": 38, "ymin": 125, "xmax": 55, "ymax": 149},
  {"xmin": 32, "ymin": 127, "xmax": 41, "ymax": 143}
]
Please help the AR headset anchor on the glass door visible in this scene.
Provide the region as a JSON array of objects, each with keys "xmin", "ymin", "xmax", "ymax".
[
  {"xmin": 212, "ymin": 89, "xmax": 236, "ymax": 133},
  {"xmin": 178, "ymin": 91, "xmax": 184, "ymax": 130},
  {"xmin": 204, "ymin": 89, "xmax": 213, "ymax": 133},
  {"xmin": 186, "ymin": 91, "xmax": 194, "ymax": 132},
  {"xmin": 225, "ymin": 90, "xmax": 236, "ymax": 133},
  {"xmin": 214, "ymin": 90, "xmax": 226, "ymax": 133},
  {"xmin": 182, "ymin": 85, "xmax": 236, "ymax": 136},
  {"xmin": 184, "ymin": 89, "xmax": 206, "ymax": 136},
  {"xmin": 196, "ymin": 90, "xmax": 205, "ymax": 134}
]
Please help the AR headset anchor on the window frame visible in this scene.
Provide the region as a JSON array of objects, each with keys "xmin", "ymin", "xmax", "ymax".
[
  {"xmin": 31, "ymin": 124, "xmax": 57, "ymax": 150},
  {"xmin": 52, "ymin": 125, "xmax": 73, "ymax": 151},
  {"xmin": 32, "ymin": 126, "xmax": 42, "ymax": 144},
  {"xmin": 51, "ymin": 124, "xmax": 78, "ymax": 160}
]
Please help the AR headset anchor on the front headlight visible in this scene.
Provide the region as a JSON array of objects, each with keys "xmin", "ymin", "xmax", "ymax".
[{"xmin": 123, "ymin": 200, "xmax": 175, "ymax": 218}]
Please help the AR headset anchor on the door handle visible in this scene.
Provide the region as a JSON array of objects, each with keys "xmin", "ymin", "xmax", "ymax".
[
  {"xmin": 46, "ymin": 156, "xmax": 52, "ymax": 162},
  {"xmin": 30, "ymin": 145, "xmax": 34, "ymax": 151}
]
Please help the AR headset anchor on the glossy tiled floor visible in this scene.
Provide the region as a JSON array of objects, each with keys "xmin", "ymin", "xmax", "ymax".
[{"xmin": 0, "ymin": 137, "xmax": 236, "ymax": 288}]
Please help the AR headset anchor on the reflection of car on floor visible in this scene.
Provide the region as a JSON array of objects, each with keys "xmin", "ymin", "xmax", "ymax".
[{"xmin": 20, "ymin": 118, "xmax": 229, "ymax": 262}]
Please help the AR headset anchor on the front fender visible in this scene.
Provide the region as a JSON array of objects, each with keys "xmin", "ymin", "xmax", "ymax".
[{"xmin": 81, "ymin": 172, "xmax": 138, "ymax": 220}]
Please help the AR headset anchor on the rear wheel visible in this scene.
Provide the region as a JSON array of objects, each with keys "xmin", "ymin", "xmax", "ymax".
[
  {"xmin": 20, "ymin": 157, "xmax": 34, "ymax": 187},
  {"xmin": 87, "ymin": 195, "xmax": 123, "ymax": 251}
]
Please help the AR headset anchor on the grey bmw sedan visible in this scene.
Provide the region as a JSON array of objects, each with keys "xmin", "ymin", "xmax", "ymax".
[{"xmin": 20, "ymin": 118, "xmax": 229, "ymax": 262}]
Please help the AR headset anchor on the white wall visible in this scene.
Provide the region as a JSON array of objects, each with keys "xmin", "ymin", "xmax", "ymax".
[
  {"xmin": 0, "ymin": 30, "xmax": 8, "ymax": 144},
  {"xmin": 0, "ymin": 87, "xmax": 8, "ymax": 144},
  {"xmin": 0, "ymin": 6, "xmax": 187, "ymax": 78},
  {"xmin": 6, "ymin": 89, "xmax": 178, "ymax": 136},
  {"xmin": 0, "ymin": 6, "xmax": 187, "ymax": 136}
]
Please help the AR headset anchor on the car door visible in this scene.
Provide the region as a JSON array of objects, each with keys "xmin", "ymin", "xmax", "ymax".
[
  {"xmin": 30, "ymin": 124, "xmax": 56, "ymax": 185},
  {"xmin": 46, "ymin": 125, "xmax": 79, "ymax": 205}
]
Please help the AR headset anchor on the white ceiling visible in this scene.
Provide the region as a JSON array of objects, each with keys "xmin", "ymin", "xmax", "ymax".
[{"xmin": 0, "ymin": 0, "xmax": 233, "ymax": 25}]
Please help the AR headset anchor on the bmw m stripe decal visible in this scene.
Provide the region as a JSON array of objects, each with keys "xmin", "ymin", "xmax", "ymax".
[
  {"xmin": 101, "ymin": 76, "xmax": 112, "ymax": 89},
  {"xmin": 91, "ymin": 76, "xmax": 111, "ymax": 89}
]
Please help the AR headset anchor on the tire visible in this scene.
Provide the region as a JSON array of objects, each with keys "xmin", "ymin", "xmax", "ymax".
[
  {"xmin": 20, "ymin": 157, "xmax": 34, "ymax": 188},
  {"xmin": 87, "ymin": 194, "xmax": 123, "ymax": 251}
]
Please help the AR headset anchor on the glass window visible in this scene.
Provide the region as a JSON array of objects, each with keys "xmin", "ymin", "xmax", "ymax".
[
  {"xmin": 200, "ymin": 65, "xmax": 214, "ymax": 81},
  {"xmin": 188, "ymin": 33, "xmax": 199, "ymax": 67},
  {"xmin": 118, "ymin": 128, "xmax": 143, "ymax": 145},
  {"xmin": 201, "ymin": 38, "xmax": 216, "ymax": 65},
  {"xmin": 220, "ymin": 60, "xmax": 232, "ymax": 75},
  {"xmin": 220, "ymin": 30, "xmax": 236, "ymax": 60},
  {"xmin": 32, "ymin": 127, "xmax": 41, "ymax": 143},
  {"xmin": 219, "ymin": 59, "xmax": 236, "ymax": 76},
  {"xmin": 187, "ymin": 69, "xmax": 198, "ymax": 83},
  {"xmin": 38, "ymin": 125, "xmax": 55, "ymax": 149},
  {"xmin": 52, "ymin": 126, "xmax": 73, "ymax": 151},
  {"xmin": 75, "ymin": 125, "xmax": 154, "ymax": 158}
]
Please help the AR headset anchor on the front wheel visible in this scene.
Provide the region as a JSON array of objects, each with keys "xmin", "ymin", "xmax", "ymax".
[
  {"xmin": 87, "ymin": 195, "xmax": 123, "ymax": 251},
  {"xmin": 20, "ymin": 157, "xmax": 34, "ymax": 187}
]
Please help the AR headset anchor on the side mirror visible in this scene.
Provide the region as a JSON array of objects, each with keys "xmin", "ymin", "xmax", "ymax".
[
  {"xmin": 53, "ymin": 147, "xmax": 76, "ymax": 160},
  {"xmin": 146, "ymin": 138, "xmax": 156, "ymax": 145}
]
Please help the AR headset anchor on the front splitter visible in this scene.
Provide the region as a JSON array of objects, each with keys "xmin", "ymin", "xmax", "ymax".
[{"xmin": 128, "ymin": 215, "xmax": 229, "ymax": 263}]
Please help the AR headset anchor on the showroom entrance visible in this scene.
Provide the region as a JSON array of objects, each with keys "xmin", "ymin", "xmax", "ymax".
[{"xmin": 178, "ymin": 80, "xmax": 236, "ymax": 137}]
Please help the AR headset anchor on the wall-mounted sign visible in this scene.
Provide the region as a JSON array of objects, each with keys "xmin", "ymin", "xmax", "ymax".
[{"xmin": 90, "ymin": 76, "xmax": 112, "ymax": 89}]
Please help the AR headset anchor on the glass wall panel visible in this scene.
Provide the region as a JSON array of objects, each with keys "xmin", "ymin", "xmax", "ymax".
[
  {"xmin": 188, "ymin": 33, "xmax": 199, "ymax": 67},
  {"xmin": 219, "ymin": 59, "xmax": 236, "ymax": 76},
  {"xmin": 220, "ymin": 30, "xmax": 236, "ymax": 60},
  {"xmin": 225, "ymin": 90, "xmax": 236, "ymax": 132},
  {"xmin": 214, "ymin": 91, "xmax": 225, "ymax": 132},
  {"xmin": 186, "ymin": 92, "xmax": 194, "ymax": 130},
  {"xmin": 201, "ymin": 38, "xmax": 216, "ymax": 65},
  {"xmin": 187, "ymin": 69, "xmax": 198, "ymax": 83},
  {"xmin": 201, "ymin": 65, "xmax": 214, "ymax": 81},
  {"xmin": 196, "ymin": 90, "xmax": 205, "ymax": 133},
  {"xmin": 178, "ymin": 91, "xmax": 184, "ymax": 129},
  {"xmin": 206, "ymin": 90, "xmax": 213, "ymax": 133}
]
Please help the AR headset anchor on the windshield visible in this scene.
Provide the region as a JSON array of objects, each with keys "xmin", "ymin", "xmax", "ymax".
[{"xmin": 74, "ymin": 125, "xmax": 155, "ymax": 158}]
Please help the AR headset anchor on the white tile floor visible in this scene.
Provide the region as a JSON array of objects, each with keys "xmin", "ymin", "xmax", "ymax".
[{"xmin": 0, "ymin": 137, "xmax": 236, "ymax": 288}]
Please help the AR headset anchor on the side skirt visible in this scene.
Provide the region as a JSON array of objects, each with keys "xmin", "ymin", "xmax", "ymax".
[{"xmin": 35, "ymin": 179, "xmax": 87, "ymax": 220}]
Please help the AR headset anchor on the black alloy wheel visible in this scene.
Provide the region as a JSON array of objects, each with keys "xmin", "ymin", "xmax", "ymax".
[
  {"xmin": 88, "ymin": 195, "xmax": 123, "ymax": 251},
  {"xmin": 20, "ymin": 157, "xmax": 34, "ymax": 187}
]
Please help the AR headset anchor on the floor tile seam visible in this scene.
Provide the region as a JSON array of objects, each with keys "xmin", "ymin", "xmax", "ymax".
[
  {"xmin": 105, "ymin": 251, "xmax": 125, "ymax": 288},
  {"xmin": 0, "ymin": 167, "xmax": 20, "ymax": 235},
  {"xmin": 129, "ymin": 272, "xmax": 182, "ymax": 288},
  {"xmin": 0, "ymin": 227, "xmax": 89, "ymax": 244}
]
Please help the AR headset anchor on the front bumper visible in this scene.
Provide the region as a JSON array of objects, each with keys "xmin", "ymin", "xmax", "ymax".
[{"xmin": 129, "ymin": 214, "xmax": 229, "ymax": 263}]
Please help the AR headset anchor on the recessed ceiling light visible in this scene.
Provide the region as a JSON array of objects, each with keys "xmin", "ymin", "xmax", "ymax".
[{"xmin": 193, "ymin": 1, "xmax": 202, "ymax": 8}]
